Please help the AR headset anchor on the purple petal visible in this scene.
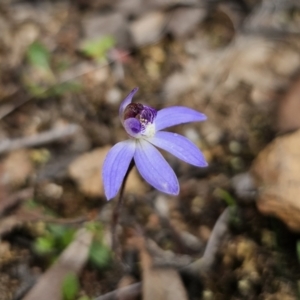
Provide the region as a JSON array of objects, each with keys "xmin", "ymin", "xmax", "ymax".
[
  {"xmin": 102, "ymin": 140, "xmax": 136, "ymax": 200},
  {"xmin": 147, "ymin": 131, "xmax": 208, "ymax": 167},
  {"xmin": 134, "ymin": 140, "xmax": 179, "ymax": 195},
  {"xmin": 123, "ymin": 118, "xmax": 141, "ymax": 137},
  {"xmin": 119, "ymin": 87, "xmax": 139, "ymax": 119},
  {"xmin": 155, "ymin": 106, "xmax": 207, "ymax": 131}
]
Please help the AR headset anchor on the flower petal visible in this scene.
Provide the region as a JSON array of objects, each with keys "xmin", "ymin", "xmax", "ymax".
[
  {"xmin": 134, "ymin": 140, "xmax": 179, "ymax": 195},
  {"xmin": 147, "ymin": 131, "xmax": 208, "ymax": 167},
  {"xmin": 155, "ymin": 106, "xmax": 207, "ymax": 131},
  {"xmin": 102, "ymin": 140, "xmax": 136, "ymax": 200},
  {"xmin": 119, "ymin": 87, "xmax": 139, "ymax": 119}
]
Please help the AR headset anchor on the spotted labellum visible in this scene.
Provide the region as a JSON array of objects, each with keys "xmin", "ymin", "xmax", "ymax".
[{"xmin": 102, "ymin": 87, "xmax": 208, "ymax": 200}]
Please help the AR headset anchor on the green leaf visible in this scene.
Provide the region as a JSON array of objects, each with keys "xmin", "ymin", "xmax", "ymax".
[
  {"xmin": 25, "ymin": 82, "xmax": 49, "ymax": 98},
  {"xmin": 26, "ymin": 42, "xmax": 51, "ymax": 70},
  {"xmin": 78, "ymin": 296, "xmax": 91, "ymax": 300},
  {"xmin": 85, "ymin": 221, "xmax": 103, "ymax": 234},
  {"xmin": 34, "ymin": 236, "xmax": 55, "ymax": 254},
  {"xmin": 80, "ymin": 36, "xmax": 115, "ymax": 61},
  {"xmin": 51, "ymin": 82, "xmax": 82, "ymax": 96},
  {"xmin": 60, "ymin": 228, "xmax": 76, "ymax": 248},
  {"xmin": 215, "ymin": 188, "xmax": 236, "ymax": 206},
  {"xmin": 62, "ymin": 273, "xmax": 79, "ymax": 300},
  {"xmin": 89, "ymin": 241, "xmax": 112, "ymax": 269},
  {"xmin": 48, "ymin": 224, "xmax": 68, "ymax": 237},
  {"xmin": 24, "ymin": 199, "xmax": 40, "ymax": 209},
  {"xmin": 47, "ymin": 225, "xmax": 76, "ymax": 250}
]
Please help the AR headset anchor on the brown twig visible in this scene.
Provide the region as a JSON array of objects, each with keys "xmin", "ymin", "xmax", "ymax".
[
  {"xmin": 182, "ymin": 207, "xmax": 230, "ymax": 275},
  {"xmin": 22, "ymin": 214, "xmax": 88, "ymax": 225},
  {"xmin": 0, "ymin": 124, "xmax": 80, "ymax": 155},
  {"xmin": 0, "ymin": 187, "xmax": 34, "ymax": 217}
]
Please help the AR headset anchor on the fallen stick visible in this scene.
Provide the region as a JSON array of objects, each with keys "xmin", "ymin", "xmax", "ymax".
[
  {"xmin": 0, "ymin": 187, "xmax": 33, "ymax": 217},
  {"xmin": 0, "ymin": 124, "xmax": 79, "ymax": 155},
  {"xmin": 182, "ymin": 207, "xmax": 230, "ymax": 275}
]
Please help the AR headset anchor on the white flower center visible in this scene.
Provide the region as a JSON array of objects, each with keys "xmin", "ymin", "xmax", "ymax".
[{"xmin": 142, "ymin": 122, "xmax": 156, "ymax": 138}]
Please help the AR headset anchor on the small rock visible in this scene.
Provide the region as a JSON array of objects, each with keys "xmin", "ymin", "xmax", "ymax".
[
  {"xmin": 154, "ymin": 195, "xmax": 169, "ymax": 218},
  {"xmin": 202, "ymin": 290, "xmax": 214, "ymax": 300},
  {"xmin": 146, "ymin": 45, "xmax": 166, "ymax": 63},
  {"xmin": 163, "ymin": 71, "xmax": 197, "ymax": 101},
  {"xmin": 190, "ymin": 196, "xmax": 205, "ymax": 215},
  {"xmin": 82, "ymin": 12, "xmax": 130, "ymax": 48},
  {"xmin": 116, "ymin": 0, "xmax": 146, "ymax": 17},
  {"xmin": 129, "ymin": 11, "xmax": 166, "ymax": 46},
  {"xmin": 236, "ymin": 238, "xmax": 257, "ymax": 261},
  {"xmin": 238, "ymin": 279, "xmax": 252, "ymax": 297},
  {"xmin": 0, "ymin": 242, "xmax": 12, "ymax": 265},
  {"xmin": 105, "ymin": 88, "xmax": 122, "ymax": 105},
  {"xmin": 231, "ymin": 172, "xmax": 256, "ymax": 201},
  {"xmin": 250, "ymin": 87, "xmax": 275, "ymax": 107},
  {"xmin": 230, "ymin": 157, "xmax": 245, "ymax": 171},
  {"xmin": 251, "ymin": 129, "xmax": 300, "ymax": 231},
  {"xmin": 229, "ymin": 141, "xmax": 242, "ymax": 154},
  {"xmin": 42, "ymin": 183, "xmax": 63, "ymax": 200},
  {"xmin": 261, "ymin": 229, "xmax": 276, "ymax": 249},
  {"xmin": 183, "ymin": 128, "xmax": 199, "ymax": 143},
  {"xmin": 0, "ymin": 150, "xmax": 33, "ymax": 189},
  {"xmin": 201, "ymin": 121, "xmax": 224, "ymax": 146},
  {"xmin": 167, "ymin": 7, "xmax": 206, "ymax": 38}
]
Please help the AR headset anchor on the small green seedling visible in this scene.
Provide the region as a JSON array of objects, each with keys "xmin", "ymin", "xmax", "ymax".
[
  {"xmin": 80, "ymin": 35, "xmax": 115, "ymax": 62},
  {"xmin": 62, "ymin": 272, "xmax": 79, "ymax": 300}
]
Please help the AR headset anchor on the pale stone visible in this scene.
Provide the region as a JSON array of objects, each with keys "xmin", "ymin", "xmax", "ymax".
[
  {"xmin": 251, "ymin": 129, "xmax": 300, "ymax": 231},
  {"xmin": 129, "ymin": 11, "xmax": 166, "ymax": 46},
  {"xmin": 68, "ymin": 147, "xmax": 147, "ymax": 198},
  {"xmin": 0, "ymin": 150, "xmax": 33, "ymax": 189}
]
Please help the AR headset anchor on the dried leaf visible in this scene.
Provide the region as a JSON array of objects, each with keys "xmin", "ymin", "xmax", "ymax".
[{"xmin": 130, "ymin": 236, "xmax": 188, "ymax": 300}]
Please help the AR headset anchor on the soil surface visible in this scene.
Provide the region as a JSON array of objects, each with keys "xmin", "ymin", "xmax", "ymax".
[{"xmin": 0, "ymin": 0, "xmax": 300, "ymax": 299}]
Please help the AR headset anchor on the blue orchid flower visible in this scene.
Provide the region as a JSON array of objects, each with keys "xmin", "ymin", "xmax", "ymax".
[{"xmin": 102, "ymin": 87, "xmax": 208, "ymax": 200}]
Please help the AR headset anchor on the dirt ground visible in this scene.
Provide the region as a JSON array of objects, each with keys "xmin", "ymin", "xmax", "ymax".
[{"xmin": 0, "ymin": 0, "xmax": 300, "ymax": 299}]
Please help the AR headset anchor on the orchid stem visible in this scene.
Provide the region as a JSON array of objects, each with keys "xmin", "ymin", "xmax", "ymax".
[{"xmin": 112, "ymin": 160, "xmax": 135, "ymax": 254}]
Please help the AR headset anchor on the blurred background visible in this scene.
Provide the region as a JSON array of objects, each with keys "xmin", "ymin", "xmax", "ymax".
[{"xmin": 0, "ymin": 0, "xmax": 300, "ymax": 299}]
